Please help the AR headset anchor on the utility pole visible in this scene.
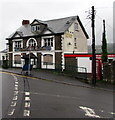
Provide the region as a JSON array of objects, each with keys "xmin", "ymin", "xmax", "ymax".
[{"xmin": 91, "ymin": 6, "xmax": 96, "ymax": 85}]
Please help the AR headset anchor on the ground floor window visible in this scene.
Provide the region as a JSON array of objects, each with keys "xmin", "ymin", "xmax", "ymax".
[
  {"xmin": 14, "ymin": 55, "xmax": 21, "ymax": 64},
  {"xmin": 43, "ymin": 54, "xmax": 53, "ymax": 65}
]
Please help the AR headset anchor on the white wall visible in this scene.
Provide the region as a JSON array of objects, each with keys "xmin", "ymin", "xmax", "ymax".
[
  {"xmin": 63, "ymin": 20, "xmax": 88, "ymax": 53},
  {"xmin": 77, "ymin": 57, "xmax": 92, "ymax": 73},
  {"xmin": 63, "ymin": 23, "xmax": 74, "ymax": 52}
]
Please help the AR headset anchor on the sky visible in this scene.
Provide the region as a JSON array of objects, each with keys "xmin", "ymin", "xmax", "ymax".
[{"xmin": 0, "ymin": 0, "xmax": 114, "ymax": 51}]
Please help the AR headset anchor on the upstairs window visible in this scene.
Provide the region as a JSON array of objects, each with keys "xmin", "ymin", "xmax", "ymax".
[
  {"xmin": 29, "ymin": 39, "xmax": 36, "ymax": 47},
  {"xmin": 74, "ymin": 22, "xmax": 79, "ymax": 31},
  {"xmin": 31, "ymin": 25, "xmax": 40, "ymax": 32},
  {"xmin": 14, "ymin": 41, "xmax": 22, "ymax": 51},
  {"xmin": 26, "ymin": 38, "xmax": 37, "ymax": 50},
  {"xmin": 74, "ymin": 38, "xmax": 77, "ymax": 49},
  {"xmin": 44, "ymin": 38, "xmax": 53, "ymax": 47},
  {"xmin": 15, "ymin": 41, "xmax": 21, "ymax": 48}
]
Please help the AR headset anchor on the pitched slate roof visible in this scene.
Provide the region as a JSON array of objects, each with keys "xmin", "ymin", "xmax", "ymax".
[
  {"xmin": 7, "ymin": 16, "xmax": 89, "ymax": 39},
  {"xmin": 8, "ymin": 25, "xmax": 35, "ymax": 38},
  {"xmin": 44, "ymin": 16, "xmax": 76, "ymax": 34},
  {"xmin": 0, "ymin": 48, "xmax": 8, "ymax": 53}
]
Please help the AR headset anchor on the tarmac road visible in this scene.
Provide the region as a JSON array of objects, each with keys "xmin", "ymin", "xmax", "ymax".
[{"xmin": 1, "ymin": 71, "xmax": 114, "ymax": 119}]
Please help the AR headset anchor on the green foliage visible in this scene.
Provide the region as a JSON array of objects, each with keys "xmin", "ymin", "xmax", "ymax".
[{"xmin": 101, "ymin": 21, "xmax": 108, "ymax": 63}]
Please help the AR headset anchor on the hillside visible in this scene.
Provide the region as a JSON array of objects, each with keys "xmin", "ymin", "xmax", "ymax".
[{"xmin": 88, "ymin": 43, "xmax": 115, "ymax": 53}]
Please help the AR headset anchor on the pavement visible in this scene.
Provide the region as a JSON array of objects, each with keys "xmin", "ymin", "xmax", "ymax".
[{"xmin": 0, "ymin": 67, "xmax": 114, "ymax": 92}]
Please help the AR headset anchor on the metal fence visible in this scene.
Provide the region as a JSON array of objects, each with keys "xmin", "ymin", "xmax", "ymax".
[{"xmin": 40, "ymin": 61, "xmax": 87, "ymax": 80}]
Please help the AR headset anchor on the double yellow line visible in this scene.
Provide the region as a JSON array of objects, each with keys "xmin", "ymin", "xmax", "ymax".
[{"xmin": 0, "ymin": 71, "xmax": 53, "ymax": 82}]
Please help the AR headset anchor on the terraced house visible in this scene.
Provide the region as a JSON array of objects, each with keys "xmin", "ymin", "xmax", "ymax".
[{"xmin": 6, "ymin": 16, "xmax": 89, "ymax": 70}]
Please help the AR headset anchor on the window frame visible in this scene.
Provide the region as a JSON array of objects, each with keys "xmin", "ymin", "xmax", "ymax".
[
  {"xmin": 31, "ymin": 25, "xmax": 40, "ymax": 32},
  {"xmin": 43, "ymin": 37, "xmax": 53, "ymax": 47},
  {"xmin": 74, "ymin": 38, "xmax": 77, "ymax": 49},
  {"xmin": 74, "ymin": 22, "xmax": 79, "ymax": 31},
  {"xmin": 27, "ymin": 38, "xmax": 37, "ymax": 48}
]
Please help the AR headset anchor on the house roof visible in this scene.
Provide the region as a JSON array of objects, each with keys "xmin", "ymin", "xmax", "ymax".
[{"xmin": 7, "ymin": 16, "xmax": 89, "ymax": 40}]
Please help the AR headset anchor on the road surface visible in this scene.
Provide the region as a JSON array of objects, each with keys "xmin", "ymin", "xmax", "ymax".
[{"xmin": 1, "ymin": 71, "xmax": 114, "ymax": 119}]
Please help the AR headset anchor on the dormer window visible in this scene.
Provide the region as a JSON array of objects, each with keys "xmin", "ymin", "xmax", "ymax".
[{"xmin": 31, "ymin": 25, "xmax": 40, "ymax": 32}]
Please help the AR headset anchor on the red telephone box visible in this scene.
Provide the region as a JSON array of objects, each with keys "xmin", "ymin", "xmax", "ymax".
[{"xmin": 96, "ymin": 59, "xmax": 102, "ymax": 80}]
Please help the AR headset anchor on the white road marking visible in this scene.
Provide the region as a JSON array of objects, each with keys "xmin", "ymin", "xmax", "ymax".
[
  {"xmin": 101, "ymin": 110, "xmax": 104, "ymax": 112},
  {"xmin": 13, "ymin": 96, "xmax": 18, "ymax": 101},
  {"xmin": 15, "ymin": 79, "xmax": 18, "ymax": 82},
  {"xmin": 25, "ymin": 102, "xmax": 31, "ymax": 108},
  {"xmin": 23, "ymin": 110, "xmax": 30, "ymax": 116},
  {"xmin": 14, "ymin": 91, "xmax": 19, "ymax": 95},
  {"xmin": 13, "ymin": 75, "xmax": 18, "ymax": 81},
  {"xmin": 25, "ymin": 92, "xmax": 30, "ymax": 96},
  {"xmin": 25, "ymin": 97, "xmax": 30, "ymax": 101},
  {"xmin": 110, "ymin": 112, "xmax": 115, "ymax": 115},
  {"xmin": 15, "ymin": 81, "xmax": 18, "ymax": 84},
  {"xmin": 11, "ymin": 101, "xmax": 17, "ymax": 107},
  {"xmin": 12, "ymin": 75, "xmax": 32, "ymax": 117},
  {"xmin": 79, "ymin": 106, "xmax": 101, "ymax": 118},
  {"xmin": 15, "ymin": 86, "xmax": 18, "ymax": 91},
  {"xmin": 8, "ymin": 109, "xmax": 15, "ymax": 116},
  {"xmin": 15, "ymin": 84, "xmax": 18, "ymax": 87}
]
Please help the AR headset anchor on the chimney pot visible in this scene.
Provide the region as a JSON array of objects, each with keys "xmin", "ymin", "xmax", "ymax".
[{"xmin": 22, "ymin": 20, "xmax": 30, "ymax": 25}]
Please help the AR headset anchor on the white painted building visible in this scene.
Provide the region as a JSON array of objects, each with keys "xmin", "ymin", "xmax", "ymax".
[{"xmin": 6, "ymin": 16, "xmax": 89, "ymax": 70}]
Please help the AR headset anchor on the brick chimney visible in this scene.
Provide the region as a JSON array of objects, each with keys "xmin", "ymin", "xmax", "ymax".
[{"xmin": 22, "ymin": 20, "xmax": 30, "ymax": 25}]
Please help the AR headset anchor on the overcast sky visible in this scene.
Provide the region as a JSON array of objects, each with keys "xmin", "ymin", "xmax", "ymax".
[{"xmin": 0, "ymin": 0, "xmax": 114, "ymax": 51}]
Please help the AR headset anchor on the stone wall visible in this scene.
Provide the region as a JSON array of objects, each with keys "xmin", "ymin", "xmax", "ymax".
[
  {"xmin": 103, "ymin": 61, "xmax": 115, "ymax": 83},
  {"xmin": 65, "ymin": 57, "xmax": 77, "ymax": 71},
  {"xmin": 37, "ymin": 53, "xmax": 41, "ymax": 69},
  {"xmin": 55, "ymin": 35, "xmax": 62, "ymax": 50},
  {"xmin": 55, "ymin": 52, "xmax": 62, "ymax": 70},
  {"xmin": 112, "ymin": 61, "xmax": 115, "ymax": 83}
]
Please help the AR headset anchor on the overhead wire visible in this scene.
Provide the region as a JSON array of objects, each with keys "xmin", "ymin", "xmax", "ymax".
[{"xmin": 95, "ymin": 14, "xmax": 114, "ymax": 31}]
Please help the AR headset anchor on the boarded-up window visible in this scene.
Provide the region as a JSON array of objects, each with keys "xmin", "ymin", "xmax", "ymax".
[
  {"xmin": 43, "ymin": 54, "xmax": 53, "ymax": 65},
  {"xmin": 14, "ymin": 55, "xmax": 21, "ymax": 64}
]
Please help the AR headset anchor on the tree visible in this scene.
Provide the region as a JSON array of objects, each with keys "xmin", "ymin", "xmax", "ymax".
[{"xmin": 102, "ymin": 20, "xmax": 108, "ymax": 63}]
